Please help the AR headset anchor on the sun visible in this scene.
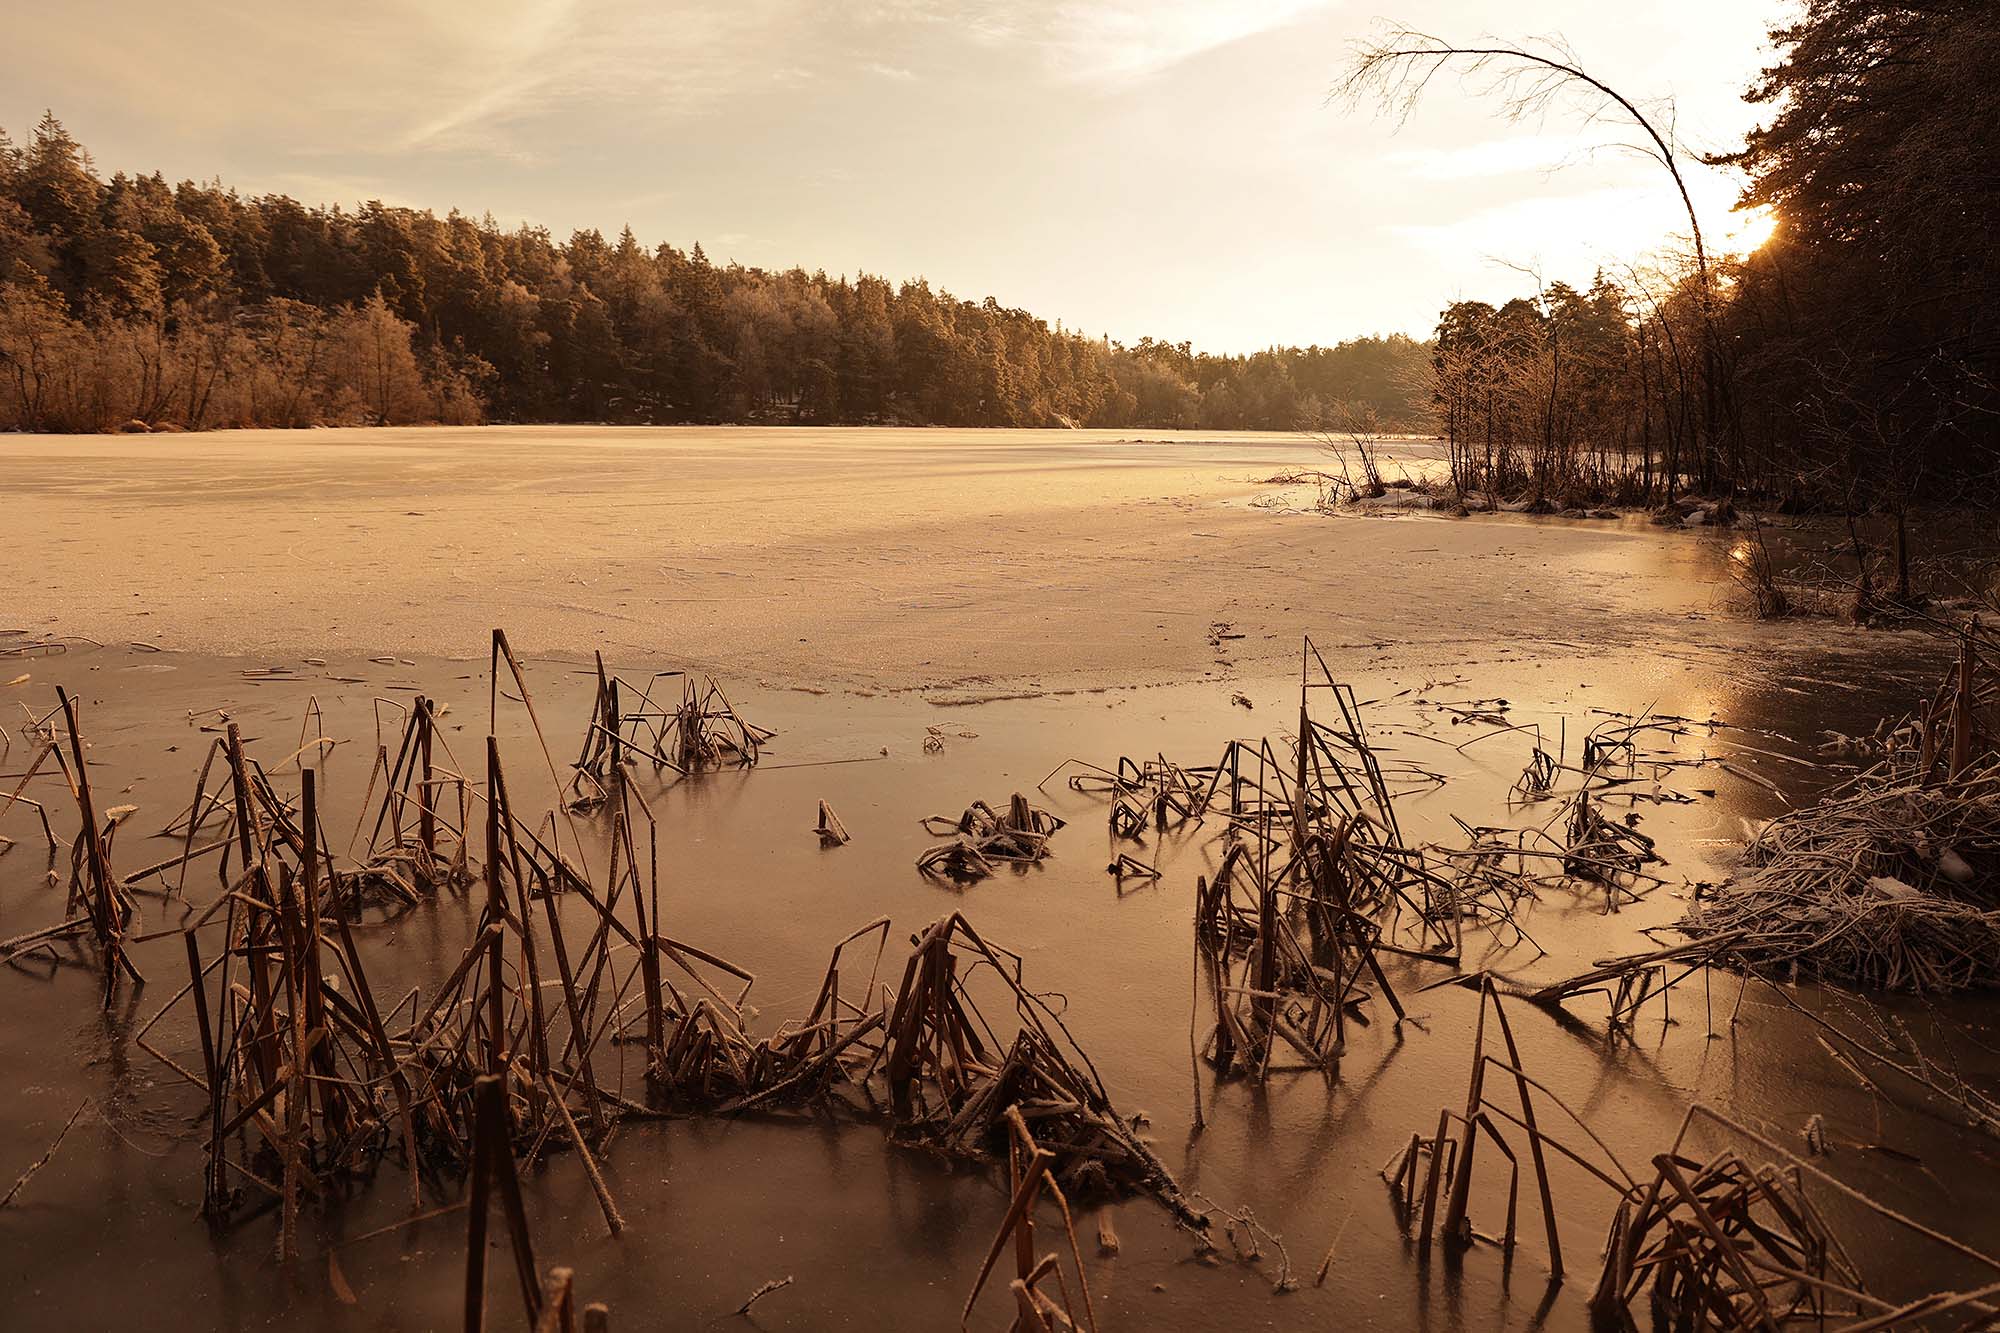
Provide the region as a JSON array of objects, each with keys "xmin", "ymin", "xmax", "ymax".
[{"xmin": 1721, "ymin": 206, "xmax": 1779, "ymax": 254}]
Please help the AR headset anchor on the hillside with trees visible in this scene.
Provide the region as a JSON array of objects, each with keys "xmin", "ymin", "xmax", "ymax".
[{"xmin": 0, "ymin": 114, "xmax": 1430, "ymax": 434}]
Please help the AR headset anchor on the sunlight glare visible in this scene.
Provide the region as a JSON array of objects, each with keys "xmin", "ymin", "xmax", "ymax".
[{"xmin": 1720, "ymin": 206, "xmax": 1778, "ymax": 255}]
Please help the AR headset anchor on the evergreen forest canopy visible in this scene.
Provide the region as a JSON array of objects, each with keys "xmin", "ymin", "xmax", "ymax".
[{"xmin": 0, "ymin": 114, "xmax": 1428, "ymax": 434}]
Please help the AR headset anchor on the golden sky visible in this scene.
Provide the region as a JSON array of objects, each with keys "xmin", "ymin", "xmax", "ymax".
[{"xmin": 6, "ymin": 0, "xmax": 1792, "ymax": 350}]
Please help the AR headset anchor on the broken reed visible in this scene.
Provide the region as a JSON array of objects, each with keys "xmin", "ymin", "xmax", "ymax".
[
  {"xmin": 16, "ymin": 624, "xmax": 2000, "ymax": 1329},
  {"xmin": 1051, "ymin": 639, "xmax": 1700, "ymax": 1089},
  {"xmin": 20, "ymin": 654, "xmax": 1202, "ymax": 1285},
  {"xmin": 463, "ymin": 1075, "xmax": 614, "ymax": 1333},
  {"xmin": 0, "ymin": 689, "xmax": 143, "ymax": 999},
  {"xmin": 1385, "ymin": 982, "xmax": 2000, "ymax": 1329},
  {"xmin": 1043, "ymin": 635, "xmax": 2000, "ymax": 1320},
  {"xmin": 569, "ymin": 653, "xmax": 772, "ymax": 810},
  {"xmin": 916, "ymin": 793, "xmax": 1065, "ymax": 883}
]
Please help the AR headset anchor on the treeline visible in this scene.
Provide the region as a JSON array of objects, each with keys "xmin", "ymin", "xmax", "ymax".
[
  {"xmin": 0, "ymin": 113, "xmax": 1430, "ymax": 434},
  {"xmin": 1428, "ymin": 0, "xmax": 2000, "ymax": 514}
]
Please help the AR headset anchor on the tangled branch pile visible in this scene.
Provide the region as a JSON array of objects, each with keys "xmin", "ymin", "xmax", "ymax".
[
  {"xmin": 1595, "ymin": 1150, "xmax": 1860, "ymax": 1330},
  {"xmin": 1687, "ymin": 632, "xmax": 2000, "ymax": 990}
]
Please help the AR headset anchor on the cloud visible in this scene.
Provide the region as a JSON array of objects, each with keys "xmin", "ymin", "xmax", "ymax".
[
  {"xmin": 1382, "ymin": 127, "xmax": 1751, "ymax": 270},
  {"xmin": 853, "ymin": 0, "xmax": 1336, "ymax": 82},
  {"xmin": 392, "ymin": 0, "xmax": 809, "ymax": 154},
  {"xmin": 319, "ymin": 0, "xmax": 1340, "ymax": 159},
  {"xmin": 1386, "ymin": 134, "xmax": 1636, "ymax": 182},
  {"xmin": 10, "ymin": 1, "xmax": 1339, "ymax": 169},
  {"xmin": 395, "ymin": 0, "xmax": 582, "ymax": 152},
  {"xmin": 1391, "ymin": 183, "xmax": 1699, "ymax": 271},
  {"xmin": 1033, "ymin": 0, "xmax": 1336, "ymax": 82}
]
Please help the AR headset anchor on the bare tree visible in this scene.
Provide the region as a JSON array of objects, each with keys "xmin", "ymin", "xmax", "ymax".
[
  {"xmin": 1337, "ymin": 26, "xmax": 1729, "ymax": 481},
  {"xmin": 1339, "ymin": 28, "xmax": 1710, "ymax": 280}
]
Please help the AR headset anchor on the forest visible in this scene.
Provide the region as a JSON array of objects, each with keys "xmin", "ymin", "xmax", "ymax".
[
  {"xmin": 0, "ymin": 115, "xmax": 1426, "ymax": 434},
  {"xmin": 1404, "ymin": 0, "xmax": 1999, "ymax": 515},
  {"xmin": 3, "ymin": 0, "xmax": 1992, "ymax": 533}
]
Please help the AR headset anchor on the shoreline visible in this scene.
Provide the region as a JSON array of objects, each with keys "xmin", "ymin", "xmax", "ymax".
[{"xmin": 1, "ymin": 424, "xmax": 1940, "ymax": 698}]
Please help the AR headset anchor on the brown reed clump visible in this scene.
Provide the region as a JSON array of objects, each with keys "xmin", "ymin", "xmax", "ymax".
[
  {"xmin": 569, "ymin": 653, "xmax": 772, "ymax": 810},
  {"xmin": 1390, "ymin": 984, "xmax": 2000, "ymax": 1328},
  {"xmin": 1686, "ymin": 628, "xmax": 2000, "ymax": 991},
  {"xmin": 103, "ymin": 631, "xmax": 1201, "ymax": 1255},
  {"xmin": 915, "ymin": 793, "xmax": 1065, "ymax": 883}
]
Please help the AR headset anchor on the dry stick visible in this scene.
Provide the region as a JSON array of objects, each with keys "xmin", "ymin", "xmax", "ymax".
[
  {"xmin": 336, "ymin": 1201, "xmax": 471, "ymax": 1251},
  {"xmin": 1951, "ymin": 626, "xmax": 1975, "ymax": 779},
  {"xmin": 365, "ymin": 707, "xmax": 423, "ymax": 862},
  {"xmin": 223, "ymin": 725, "xmax": 282, "ymax": 1101},
  {"xmin": 962, "ymin": 1142, "xmax": 1057, "ymax": 1322},
  {"xmin": 1042, "ymin": 1173, "xmax": 1101, "ymax": 1333},
  {"xmin": 129, "ymin": 965, "xmax": 210, "ymax": 1092},
  {"xmin": 57, "ymin": 687, "xmax": 133, "ymax": 998},
  {"xmin": 276, "ymin": 777, "xmax": 330, "ymax": 1264},
  {"xmin": 465, "ymin": 1074, "xmax": 543, "ymax": 1331},
  {"xmin": 0, "ymin": 915, "xmax": 90, "ymax": 960},
  {"xmin": 734, "ymin": 1276, "xmax": 794, "ymax": 1317},
  {"xmin": 1834, "ymin": 1277, "xmax": 2000, "ymax": 1333},
  {"xmin": 184, "ymin": 929, "xmax": 228, "ymax": 1213},
  {"xmin": 345, "ymin": 743, "xmax": 390, "ymax": 863},
  {"xmin": 1648, "ymin": 1153, "xmax": 1778, "ymax": 1329},
  {"xmin": 1487, "ymin": 991, "xmax": 1567, "ymax": 1280},
  {"xmin": 1439, "ymin": 981, "xmax": 1491, "ymax": 1242},
  {"xmin": 1416, "ymin": 1106, "xmax": 1452, "ymax": 1258},
  {"xmin": 534, "ymin": 1268, "xmax": 576, "ymax": 1333},
  {"xmin": 330, "ymin": 905, "xmax": 423, "ymax": 1212},
  {"xmin": 122, "ymin": 837, "xmax": 230, "ymax": 888},
  {"xmin": 490, "ymin": 628, "xmax": 592, "ymax": 883},
  {"xmin": 492, "ymin": 749, "xmax": 552, "ymax": 1090},
  {"xmin": 1678, "ymin": 1103, "xmax": 2000, "ymax": 1278},
  {"xmin": 639, "ymin": 785, "xmax": 665, "ymax": 1088},
  {"xmin": 0, "ymin": 1098, "xmax": 91, "ymax": 1209},
  {"xmin": 464, "ymin": 1076, "xmax": 494, "ymax": 1333},
  {"xmin": 1312, "ymin": 1207, "xmax": 1352, "ymax": 1287},
  {"xmin": 542, "ymin": 1073, "xmax": 624, "ymax": 1236},
  {"xmin": 814, "ymin": 799, "xmax": 850, "ymax": 846},
  {"xmin": 1188, "ymin": 884, "xmax": 1206, "ymax": 1133},
  {"xmin": 1011, "ymin": 1123, "xmax": 1035, "ymax": 1291},
  {"xmin": 224, "ymin": 722, "xmax": 257, "ymax": 868},
  {"xmin": 484, "ymin": 737, "xmax": 507, "ymax": 1076},
  {"xmin": 0, "ymin": 739, "xmax": 58, "ymax": 852},
  {"xmin": 418, "ymin": 697, "xmax": 438, "ymax": 868},
  {"xmin": 539, "ymin": 867, "xmax": 604, "ymax": 1122},
  {"xmin": 174, "ymin": 740, "xmax": 231, "ymax": 898},
  {"xmin": 1757, "ymin": 979, "xmax": 2000, "ymax": 1133},
  {"xmin": 279, "ymin": 944, "xmax": 304, "ymax": 1262}
]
